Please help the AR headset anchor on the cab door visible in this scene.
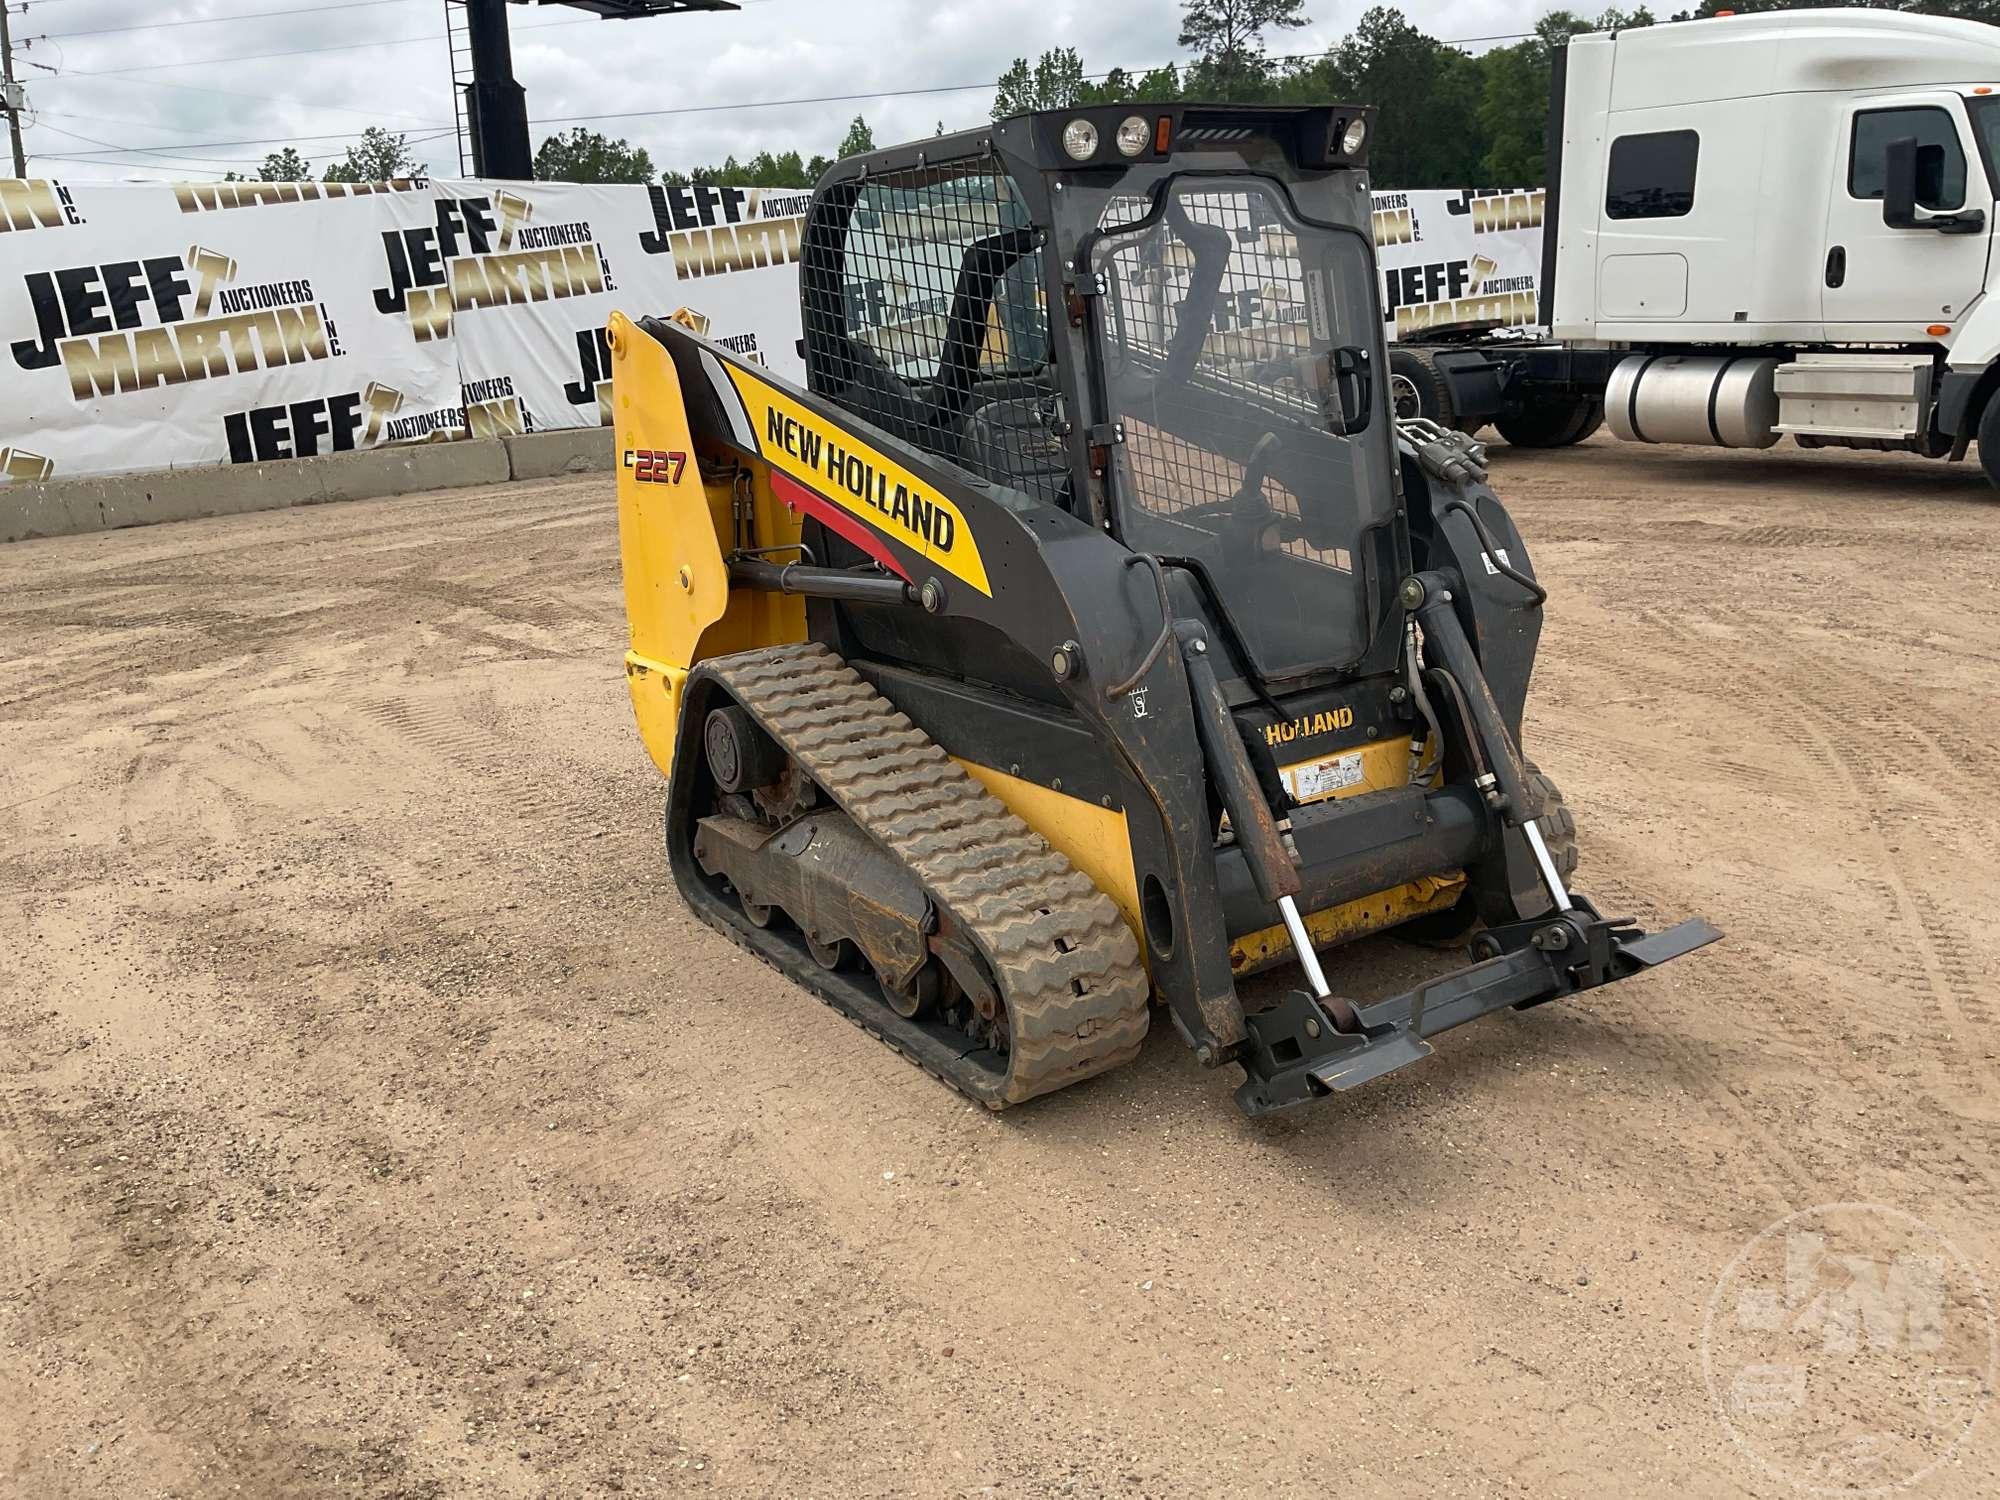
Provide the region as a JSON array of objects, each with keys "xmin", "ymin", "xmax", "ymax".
[{"xmin": 1824, "ymin": 93, "xmax": 1993, "ymax": 337}]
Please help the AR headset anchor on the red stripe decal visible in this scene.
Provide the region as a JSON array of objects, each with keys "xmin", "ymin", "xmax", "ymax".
[{"xmin": 769, "ymin": 470, "xmax": 912, "ymax": 581}]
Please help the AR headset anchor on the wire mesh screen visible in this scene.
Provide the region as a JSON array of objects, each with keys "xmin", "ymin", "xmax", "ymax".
[
  {"xmin": 1095, "ymin": 182, "xmax": 1349, "ymax": 572},
  {"xmin": 802, "ymin": 160, "xmax": 1068, "ymax": 508}
]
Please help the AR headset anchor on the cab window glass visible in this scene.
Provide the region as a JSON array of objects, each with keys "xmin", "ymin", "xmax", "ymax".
[
  {"xmin": 804, "ymin": 163, "xmax": 1064, "ymax": 506},
  {"xmin": 839, "ymin": 172, "xmax": 1046, "ymax": 380},
  {"xmin": 1972, "ymin": 96, "xmax": 2000, "ymax": 193},
  {"xmin": 1605, "ymin": 130, "xmax": 1699, "ymax": 220},
  {"xmin": 1850, "ymin": 107, "xmax": 1967, "ymax": 211}
]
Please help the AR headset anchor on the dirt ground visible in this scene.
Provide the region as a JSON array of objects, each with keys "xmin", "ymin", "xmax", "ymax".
[{"xmin": 2, "ymin": 433, "xmax": 1996, "ymax": 1498}]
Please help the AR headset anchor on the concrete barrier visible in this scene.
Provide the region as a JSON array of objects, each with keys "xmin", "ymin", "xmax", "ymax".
[
  {"xmin": 505, "ymin": 427, "xmax": 615, "ymax": 480},
  {"xmin": 0, "ymin": 426, "xmax": 615, "ymax": 545}
]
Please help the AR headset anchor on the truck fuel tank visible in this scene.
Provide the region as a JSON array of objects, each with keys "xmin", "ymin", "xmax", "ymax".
[{"xmin": 1604, "ymin": 354, "xmax": 1781, "ymax": 449}]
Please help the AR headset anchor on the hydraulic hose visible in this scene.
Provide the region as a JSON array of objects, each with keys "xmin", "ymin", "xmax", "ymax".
[
  {"xmin": 1404, "ymin": 616, "xmax": 1445, "ymax": 784},
  {"xmin": 1106, "ymin": 553, "xmax": 1173, "ymax": 699},
  {"xmin": 1439, "ymin": 495, "xmax": 1547, "ymax": 606}
]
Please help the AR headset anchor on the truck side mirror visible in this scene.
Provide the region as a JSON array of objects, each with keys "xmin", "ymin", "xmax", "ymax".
[
  {"xmin": 1880, "ymin": 135, "xmax": 1986, "ymax": 235},
  {"xmin": 1882, "ymin": 136, "xmax": 1921, "ymax": 229}
]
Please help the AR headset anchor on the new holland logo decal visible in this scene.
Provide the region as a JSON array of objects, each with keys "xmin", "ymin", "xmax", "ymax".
[{"xmin": 720, "ymin": 363, "xmax": 991, "ymax": 597}]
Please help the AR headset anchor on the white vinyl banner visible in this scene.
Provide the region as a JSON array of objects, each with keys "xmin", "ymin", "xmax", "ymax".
[
  {"xmin": 425, "ymin": 177, "xmax": 810, "ymax": 439},
  {"xmin": 0, "ymin": 176, "xmax": 459, "ymax": 483},
  {"xmin": 1371, "ymin": 187, "xmax": 1546, "ymax": 341},
  {"xmin": 0, "ymin": 174, "xmax": 1543, "ymax": 488}
]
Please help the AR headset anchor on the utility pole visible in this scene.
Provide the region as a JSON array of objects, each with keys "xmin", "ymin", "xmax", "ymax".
[
  {"xmin": 1, "ymin": 0, "xmax": 27, "ymax": 178},
  {"xmin": 449, "ymin": 2, "xmax": 739, "ymax": 181},
  {"xmin": 462, "ymin": 0, "xmax": 531, "ymax": 180}
]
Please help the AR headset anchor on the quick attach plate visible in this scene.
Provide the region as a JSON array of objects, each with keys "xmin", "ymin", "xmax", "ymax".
[{"xmin": 1232, "ymin": 906, "xmax": 1722, "ymax": 1116}]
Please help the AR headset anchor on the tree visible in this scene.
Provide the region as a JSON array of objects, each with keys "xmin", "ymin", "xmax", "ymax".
[
  {"xmin": 668, "ymin": 1, "xmax": 2000, "ymax": 195},
  {"xmin": 533, "ymin": 127, "xmax": 655, "ymax": 183},
  {"xmin": 714, "ymin": 149, "xmax": 815, "ymax": 187},
  {"xmin": 1477, "ymin": 9, "xmax": 1653, "ymax": 185},
  {"xmin": 1077, "ymin": 63, "xmax": 1184, "ymax": 107},
  {"xmin": 993, "ymin": 57, "xmax": 1033, "ymax": 117},
  {"xmin": 660, "ymin": 122, "xmax": 841, "ymax": 190},
  {"xmin": 1179, "ymin": 0, "xmax": 1310, "ymax": 98},
  {"xmin": 1313, "ymin": 7, "xmax": 1485, "ymax": 188},
  {"xmin": 837, "ymin": 115, "xmax": 875, "ymax": 159},
  {"xmin": 257, "ymin": 146, "xmax": 312, "ymax": 182},
  {"xmin": 994, "ymin": 47, "xmax": 1086, "ymax": 118},
  {"xmin": 323, "ymin": 127, "xmax": 421, "ymax": 184}
]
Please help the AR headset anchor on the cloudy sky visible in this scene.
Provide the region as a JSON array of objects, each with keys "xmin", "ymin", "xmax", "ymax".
[{"xmin": 11, "ymin": 0, "xmax": 1546, "ymax": 183}]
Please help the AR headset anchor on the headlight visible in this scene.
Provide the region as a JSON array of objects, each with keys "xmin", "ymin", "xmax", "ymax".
[
  {"xmin": 1340, "ymin": 116, "xmax": 1368, "ymax": 156},
  {"xmin": 1062, "ymin": 118, "xmax": 1099, "ymax": 161},
  {"xmin": 1114, "ymin": 115, "xmax": 1151, "ymax": 157}
]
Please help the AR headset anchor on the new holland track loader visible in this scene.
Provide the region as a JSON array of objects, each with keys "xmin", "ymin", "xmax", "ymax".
[{"xmin": 613, "ymin": 104, "xmax": 1719, "ymax": 1115}]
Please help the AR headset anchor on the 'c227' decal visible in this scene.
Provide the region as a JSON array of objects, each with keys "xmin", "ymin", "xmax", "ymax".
[{"xmin": 623, "ymin": 447, "xmax": 687, "ymax": 485}]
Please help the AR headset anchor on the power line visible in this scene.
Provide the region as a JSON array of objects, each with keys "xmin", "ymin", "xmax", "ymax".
[
  {"xmin": 39, "ymin": 13, "xmax": 598, "ymax": 77},
  {"xmin": 33, "ymin": 69, "xmax": 451, "ymax": 124},
  {"xmin": 27, "ymin": 120, "xmax": 461, "ymax": 156},
  {"xmin": 28, "ymin": 119, "xmax": 261, "ymax": 164},
  {"xmin": 32, "ymin": 1, "xmax": 790, "ymax": 80},
  {"xmin": 19, "ymin": 21, "xmax": 1550, "ymax": 166},
  {"xmin": 36, "ymin": 0, "xmax": 425, "ymax": 43},
  {"xmin": 28, "ymin": 119, "xmax": 456, "ymax": 172},
  {"xmin": 25, "ymin": 39, "xmax": 1550, "ymax": 151},
  {"xmin": 520, "ymin": 33, "xmax": 1544, "ymax": 128},
  {"xmin": 30, "ymin": 157, "xmax": 234, "ymax": 179},
  {"xmin": 37, "ymin": 109, "xmax": 447, "ymax": 144},
  {"xmin": 11, "ymin": 77, "xmax": 1005, "ymax": 152}
]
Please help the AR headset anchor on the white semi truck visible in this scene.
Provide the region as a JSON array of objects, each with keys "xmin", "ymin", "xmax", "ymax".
[{"xmin": 1389, "ymin": 8, "xmax": 2000, "ymax": 484}]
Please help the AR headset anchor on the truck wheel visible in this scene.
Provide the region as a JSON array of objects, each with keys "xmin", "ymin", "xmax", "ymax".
[
  {"xmin": 1388, "ymin": 348, "xmax": 1465, "ymax": 430},
  {"xmin": 1494, "ymin": 397, "xmax": 1604, "ymax": 449},
  {"xmin": 1980, "ymin": 390, "xmax": 2000, "ymax": 488}
]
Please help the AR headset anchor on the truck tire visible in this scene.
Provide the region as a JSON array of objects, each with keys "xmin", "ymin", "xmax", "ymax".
[
  {"xmin": 1494, "ymin": 397, "xmax": 1604, "ymax": 449},
  {"xmin": 1389, "ymin": 348, "xmax": 1468, "ymax": 431},
  {"xmin": 1980, "ymin": 388, "xmax": 2000, "ymax": 489}
]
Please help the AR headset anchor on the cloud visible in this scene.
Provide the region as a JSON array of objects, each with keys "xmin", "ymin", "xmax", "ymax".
[{"xmin": 15, "ymin": 0, "xmax": 1551, "ymax": 183}]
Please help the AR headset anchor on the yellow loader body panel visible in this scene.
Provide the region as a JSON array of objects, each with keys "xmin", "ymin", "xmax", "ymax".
[{"xmin": 610, "ymin": 310, "xmax": 804, "ymax": 778}]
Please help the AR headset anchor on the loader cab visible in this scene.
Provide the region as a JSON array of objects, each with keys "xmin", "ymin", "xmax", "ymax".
[{"xmin": 799, "ymin": 103, "xmax": 1402, "ymax": 696}]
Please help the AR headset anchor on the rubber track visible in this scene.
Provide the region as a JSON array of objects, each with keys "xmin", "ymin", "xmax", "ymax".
[{"xmin": 704, "ymin": 643, "xmax": 1151, "ymax": 1107}]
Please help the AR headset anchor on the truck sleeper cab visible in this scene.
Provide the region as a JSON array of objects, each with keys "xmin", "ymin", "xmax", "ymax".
[{"xmin": 1397, "ymin": 8, "xmax": 2000, "ymax": 484}]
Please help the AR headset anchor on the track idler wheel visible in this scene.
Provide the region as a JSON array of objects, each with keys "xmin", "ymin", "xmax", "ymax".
[
  {"xmin": 805, "ymin": 931, "xmax": 858, "ymax": 972},
  {"xmin": 704, "ymin": 704, "xmax": 785, "ymax": 795},
  {"xmin": 877, "ymin": 959, "xmax": 942, "ymax": 1021}
]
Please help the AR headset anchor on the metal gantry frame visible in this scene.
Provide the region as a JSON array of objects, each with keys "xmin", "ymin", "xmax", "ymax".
[{"xmin": 443, "ymin": 0, "xmax": 740, "ymax": 179}]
